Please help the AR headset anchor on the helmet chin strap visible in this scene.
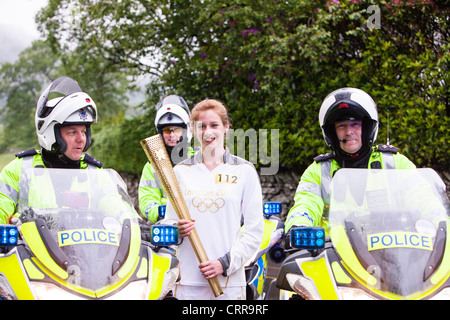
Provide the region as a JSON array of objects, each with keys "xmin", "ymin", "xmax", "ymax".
[{"xmin": 52, "ymin": 125, "xmax": 67, "ymax": 153}]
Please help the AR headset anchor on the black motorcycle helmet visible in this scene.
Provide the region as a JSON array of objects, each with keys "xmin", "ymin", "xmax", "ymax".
[{"xmin": 319, "ymin": 88, "xmax": 379, "ymax": 166}]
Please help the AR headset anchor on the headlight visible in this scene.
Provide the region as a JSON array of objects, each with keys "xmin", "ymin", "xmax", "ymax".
[
  {"xmin": 286, "ymin": 273, "xmax": 321, "ymax": 300},
  {"xmin": 30, "ymin": 282, "xmax": 87, "ymax": 300},
  {"xmin": 339, "ymin": 287, "xmax": 450, "ymax": 300},
  {"xmin": 429, "ymin": 288, "xmax": 450, "ymax": 300},
  {"xmin": 31, "ymin": 281, "xmax": 150, "ymax": 300},
  {"xmin": 338, "ymin": 287, "xmax": 376, "ymax": 300},
  {"xmin": 105, "ymin": 281, "xmax": 148, "ymax": 300}
]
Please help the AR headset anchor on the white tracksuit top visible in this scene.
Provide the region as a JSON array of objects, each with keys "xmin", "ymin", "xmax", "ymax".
[{"xmin": 163, "ymin": 148, "xmax": 264, "ymax": 287}]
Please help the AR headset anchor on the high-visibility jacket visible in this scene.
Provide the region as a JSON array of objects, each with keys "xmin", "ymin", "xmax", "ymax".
[
  {"xmin": 138, "ymin": 146, "xmax": 196, "ymax": 223},
  {"xmin": 285, "ymin": 145, "xmax": 416, "ymax": 233},
  {"xmin": 0, "ymin": 149, "xmax": 102, "ymax": 224}
]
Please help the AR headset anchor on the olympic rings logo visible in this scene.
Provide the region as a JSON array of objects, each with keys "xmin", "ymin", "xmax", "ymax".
[{"xmin": 192, "ymin": 197, "xmax": 225, "ymax": 213}]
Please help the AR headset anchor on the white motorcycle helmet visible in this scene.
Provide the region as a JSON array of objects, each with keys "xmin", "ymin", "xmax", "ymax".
[
  {"xmin": 35, "ymin": 76, "xmax": 97, "ymax": 153},
  {"xmin": 154, "ymin": 95, "xmax": 192, "ymax": 144},
  {"xmin": 319, "ymin": 87, "xmax": 379, "ymax": 154}
]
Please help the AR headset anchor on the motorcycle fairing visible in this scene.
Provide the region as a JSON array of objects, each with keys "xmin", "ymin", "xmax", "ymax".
[
  {"xmin": 428, "ymin": 221, "xmax": 450, "ymax": 288},
  {"xmin": 1, "ymin": 168, "xmax": 181, "ymax": 300},
  {"xmin": 298, "ymin": 253, "xmax": 339, "ymax": 299},
  {"xmin": 277, "ymin": 243, "xmax": 450, "ymax": 300},
  {"xmin": 329, "ymin": 169, "xmax": 450, "ymax": 299},
  {"xmin": 13, "ymin": 168, "xmax": 145, "ymax": 298},
  {"xmin": 423, "ymin": 221, "xmax": 446, "ymax": 281},
  {"xmin": 0, "ymin": 248, "xmax": 34, "ymax": 299},
  {"xmin": 245, "ymin": 211, "xmax": 285, "ymax": 300},
  {"xmin": 21, "ymin": 220, "xmax": 69, "ymax": 280},
  {"xmin": 245, "ymin": 254, "xmax": 267, "ymax": 299},
  {"xmin": 22, "ymin": 220, "xmax": 142, "ymax": 299},
  {"xmin": 329, "ymin": 220, "xmax": 450, "ymax": 299},
  {"xmin": 147, "ymin": 248, "xmax": 175, "ymax": 300},
  {"xmin": 11, "ymin": 241, "xmax": 154, "ymax": 299},
  {"xmin": 277, "ymin": 169, "xmax": 450, "ymax": 300},
  {"xmin": 276, "ymin": 248, "xmax": 340, "ymax": 300},
  {"xmin": 276, "ymin": 249, "xmax": 314, "ymax": 292}
]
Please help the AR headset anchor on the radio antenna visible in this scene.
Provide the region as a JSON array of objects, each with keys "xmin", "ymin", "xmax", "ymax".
[{"xmin": 386, "ymin": 109, "xmax": 390, "ymax": 145}]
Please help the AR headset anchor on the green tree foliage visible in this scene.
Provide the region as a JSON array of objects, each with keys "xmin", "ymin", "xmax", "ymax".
[
  {"xmin": 37, "ymin": 0, "xmax": 449, "ymax": 173},
  {"xmin": 0, "ymin": 41, "xmax": 56, "ymax": 151},
  {"xmin": 89, "ymin": 111, "xmax": 156, "ymax": 173},
  {"xmin": 0, "ymin": 37, "xmax": 132, "ymax": 153}
]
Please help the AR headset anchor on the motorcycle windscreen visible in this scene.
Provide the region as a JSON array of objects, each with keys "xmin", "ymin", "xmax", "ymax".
[
  {"xmin": 329, "ymin": 168, "xmax": 449, "ymax": 298},
  {"xmin": 18, "ymin": 168, "xmax": 139, "ymax": 291}
]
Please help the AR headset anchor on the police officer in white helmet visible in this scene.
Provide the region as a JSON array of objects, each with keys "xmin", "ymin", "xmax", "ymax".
[
  {"xmin": 138, "ymin": 95, "xmax": 196, "ymax": 223},
  {"xmin": 0, "ymin": 76, "xmax": 103, "ymax": 224}
]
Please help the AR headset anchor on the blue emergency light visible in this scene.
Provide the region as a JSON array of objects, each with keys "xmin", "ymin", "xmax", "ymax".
[
  {"xmin": 290, "ymin": 227, "xmax": 325, "ymax": 250},
  {"xmin": 263, "ymin": 202, "xmax": 282, "ymax": 216},
  {"xmin": 158, "ymin": 205, "xmax": 166, "ymax": 219},
  {"xmin": 0, "ymin": 225, "xmax": 18, "ymax": 247},
  {"xmin": 151, "ymin": 225, "xmax": 179, "ymax": 246}
]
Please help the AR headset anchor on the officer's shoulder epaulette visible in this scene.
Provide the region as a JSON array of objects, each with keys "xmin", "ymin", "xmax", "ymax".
[
  {"xmin": 83, "ymin": 153, "xmax": 103, "ymax": 168},
  {"xmin": 15, "ymin": 148, "xmax": 38, "ymax": 158},
  {"xmin": 376, "ymin": 144, "xmax": 399, "ymax": 154},
  {"xmin": 313, "ymin": 152, "xmax": 335, "ymax": 163}
]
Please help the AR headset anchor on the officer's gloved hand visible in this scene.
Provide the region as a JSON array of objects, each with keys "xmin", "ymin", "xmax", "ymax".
[
  {"xmin": 139, "ymin": 219, "xmax": 152, "ymax": 242},
  {"xmin": 285, "ymin": 224, "xmax": 308, "ymax": 249}
]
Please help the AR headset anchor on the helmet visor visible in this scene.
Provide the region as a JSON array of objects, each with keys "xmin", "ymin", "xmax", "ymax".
[
  {"xmin": 155, "ymin": 95, "xmax": 190, "ymax": 114},
  {"xmin": 37, "ymin": 77, "xmax": 83, "ymax": 118}
]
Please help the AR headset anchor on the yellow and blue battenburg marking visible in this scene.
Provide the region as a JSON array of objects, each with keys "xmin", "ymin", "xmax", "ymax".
[
  {"xmin": 367, "ymin": 231, "xmax": 433, "ymax": 251},
  {"xmin": 58, "ymin": 229, "xmax": 120, "ymax": 247}
]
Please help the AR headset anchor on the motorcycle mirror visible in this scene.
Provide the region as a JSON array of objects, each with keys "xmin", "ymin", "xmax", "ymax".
[
  {"xmin": 290, "ymin": 227, "xmax": 325, "ymax": 250},
  {"xmin": 151, "ymin": 225, "xmax": 179, "ymax": 246},
  {"xmin": 0, "ymin": 225, "xmax": 18, "ymax": 247},
  {"xmin": 158, "ymin": 205, "xmax": 166, "ymax": 219},
  {"xmin": 263, "ymin": 202, "xmax": 282, "ymax": 216}
]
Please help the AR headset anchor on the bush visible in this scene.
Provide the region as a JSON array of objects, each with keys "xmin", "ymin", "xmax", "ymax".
[
  {"xmin": 38, "ymin": 0, "xmax": 449, "ymax": 173},
  {"xmin": 89, "ymin": 112, "xmax": 156, "ymax": 174}
]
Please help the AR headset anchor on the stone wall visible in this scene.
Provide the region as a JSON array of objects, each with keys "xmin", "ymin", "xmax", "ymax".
[{"xmin": 122, "ymin": 169, "xmax": 450, "ymax": 221}]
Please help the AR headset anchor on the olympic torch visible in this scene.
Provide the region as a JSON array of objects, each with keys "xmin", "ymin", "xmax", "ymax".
[{"xmin": 140, "ymin": 134, "xmax": 223, "ymax": 297}]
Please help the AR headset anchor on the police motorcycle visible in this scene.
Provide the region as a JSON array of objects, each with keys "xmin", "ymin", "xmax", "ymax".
[
  {"xmin": 276, "ymin": 168, "xmax": 450, "ymax": 300},
  {"xmin": 0, "ymin": 168, "xmax": 179, "ymax": 300},
  {"xmin": 244, "ymin": 202, "xmax": 285, "ymax": 300}
]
